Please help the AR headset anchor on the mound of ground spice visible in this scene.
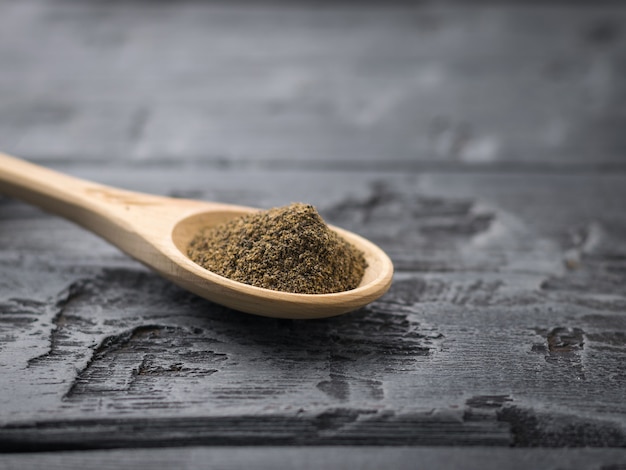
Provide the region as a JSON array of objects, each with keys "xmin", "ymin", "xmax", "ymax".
[{"xmin": 187, "ymin": 203, "xmax": 367, "ymax": 294}]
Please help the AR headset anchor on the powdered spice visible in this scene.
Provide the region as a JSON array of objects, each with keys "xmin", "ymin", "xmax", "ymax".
[{"xmin": 187, "ymin": 203, "xmax": 367, "ymax": 294}]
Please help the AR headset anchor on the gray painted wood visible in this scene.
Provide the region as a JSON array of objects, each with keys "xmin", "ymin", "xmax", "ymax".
[
  {"xmin": 0, "ymin": 0, "xmax": 625, "ymax": 462},
  {"xmin": 2, "ymin": 447, "xmax": 626, "ymax": 470},
  {"xmin": 1, "ymin": 167, "xmax": 625, "ymax": 451}
]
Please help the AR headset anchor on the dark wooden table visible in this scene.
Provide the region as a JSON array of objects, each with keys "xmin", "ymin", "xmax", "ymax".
[{"xmin": 1, "ymin": 1, "xmax": 625, "ymax": 468}]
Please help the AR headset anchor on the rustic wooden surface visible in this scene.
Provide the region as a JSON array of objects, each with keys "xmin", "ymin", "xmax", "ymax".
[{"xmin": 1, "ymin": 0, "xmax": 626, "ymax": 467}]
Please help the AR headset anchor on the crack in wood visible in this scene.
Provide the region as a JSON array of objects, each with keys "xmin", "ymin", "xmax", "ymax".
[
  {"xmin": 324, "ymin": 181, "xmax": 495, "ymax": 244},
  {"xmin": 26, "ymin": 279, "xmax": 95, "ymax": 368},
  {"xmin": 466, "ymin": 395, "xmax": 513, "ymax": 409},
  {"xmin": 65, "ymin": 324, "xmax": 227, "ymax": 400},
  {"xmin": 313, "ymin": 408, "xmax": 377, "ymax": 433},
  {"xmin": 543, "ymin": 222, "xmax": 626, "ymax": 300},
  {"xmin": 546, "ymin": 327, "xmax": 585, "ymax": 354},
  {"xmin": 531, "ymin": 327, "xmax": 586, "ymax": 380},
  {"xmin": 463, "ymin": 395, "xmax": 514, "ymax": 426},
  {"xmin": 1, "ymin": 266, "xmax": 443, "ymax": 412},
  {"xmin": 316, "ymin": 373, "xmax": 351, "ymax": 402},
  {"xmin": 497, "ymin": 406, "xmax": 626, "ymax": 448}
]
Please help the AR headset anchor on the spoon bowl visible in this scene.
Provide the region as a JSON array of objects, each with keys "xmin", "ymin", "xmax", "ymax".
[
  {"xmin": 0, "ymin": 152, "xmax": 393, "ymax": 319},
  {"xmin": 169, "ymin": 209, "xmax": 393, "ymax": 317}
]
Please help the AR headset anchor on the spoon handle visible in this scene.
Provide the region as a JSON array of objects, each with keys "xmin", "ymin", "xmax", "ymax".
[
  {"xmin": 0, "ymin": 152, "xmax": 111, "ymax": 219},
  {"xmin": 0, "ymin": 151, "xmax": 227, "ymax": 261},
  {"xmin": 0, "ymin": 152, "xmax": 185, "ymax": 245}
]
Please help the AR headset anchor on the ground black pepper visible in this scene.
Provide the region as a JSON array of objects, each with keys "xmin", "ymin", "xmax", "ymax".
[{"xmin": 187, "ymin": 203, "xmax": 367, "ymax": 294}]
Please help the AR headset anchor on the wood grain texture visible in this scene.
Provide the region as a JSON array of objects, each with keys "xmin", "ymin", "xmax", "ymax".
[
  {"xmin": 1, "ymin": 0, "xmax": 625, "ymax": 462},
  {"xmin": 1, "ymin": 168, "xmax": 625, "ymax": 451}
]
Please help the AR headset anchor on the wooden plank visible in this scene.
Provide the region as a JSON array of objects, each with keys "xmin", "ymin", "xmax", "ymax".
[
  {"xmin": 2, "ymin": 447, "xmax": 626, "ymax": 470},
  {"xmin": 1, "ymin": 167, "xmax": 625, "ymax": 449}
]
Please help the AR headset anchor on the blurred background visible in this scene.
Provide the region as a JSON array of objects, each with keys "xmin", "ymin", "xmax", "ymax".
[{"xmin": 1, "ymin": 0, "xmax": 624, "ymax": 170}]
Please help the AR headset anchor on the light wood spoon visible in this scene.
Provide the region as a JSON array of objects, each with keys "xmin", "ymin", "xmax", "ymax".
[{"xmin": 0, "ymin": 153, "xmax": 393, "ymax": 319}]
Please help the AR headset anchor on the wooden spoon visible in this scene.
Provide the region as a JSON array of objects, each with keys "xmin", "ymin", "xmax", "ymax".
[{"xmin": 0, "ymin": 153, "xmax": 393, "ymax": 319}]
